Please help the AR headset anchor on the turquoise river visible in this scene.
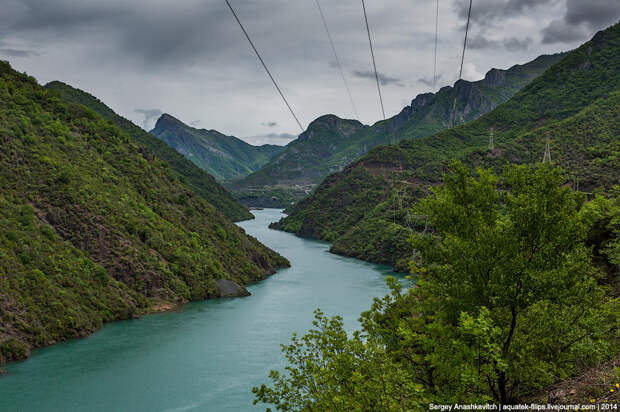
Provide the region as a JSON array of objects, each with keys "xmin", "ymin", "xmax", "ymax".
[{"xmin": 0, "ymin": 209, "xmax": 403, "ymax": 411}]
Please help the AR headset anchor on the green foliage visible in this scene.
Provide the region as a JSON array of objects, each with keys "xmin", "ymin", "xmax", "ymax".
[
  {"xmin": 276, "ymin": 22, "xmax": 620, "ymax": 269},
  {"xmin": 257, "ymin": 165, "xmax": 619, "ymax": 409},
  {"xmin": 44, "ymin": 81, "xmax": 253, "ymax": 222},
  {"xmin": 406, "ymin": 164, "xmax": 617, "ymax": 402},
  {"xmin": 0, "ymin": 338, "xmax": 30, "ymax": 364},
  {"xmin": 252, "ymin": 310, "xmax": 424, "ymax": 411},
  {"xmin": 0, "ymin": 61, "xmax": 289, "ymax": 365},
  {"xmin": 580, "ymin": 191, "xmax": 620, "ymax": 287}
]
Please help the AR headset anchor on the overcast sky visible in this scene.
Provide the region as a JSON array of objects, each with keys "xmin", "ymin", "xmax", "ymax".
[{"xmin": 1, "ymin": 0, "xmax": 618, "ymax": 145}]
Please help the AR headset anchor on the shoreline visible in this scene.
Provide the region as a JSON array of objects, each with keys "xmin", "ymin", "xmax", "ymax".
[{"xmin": 0, "ymin": 273, "xmax": 277, "ymax": 374}]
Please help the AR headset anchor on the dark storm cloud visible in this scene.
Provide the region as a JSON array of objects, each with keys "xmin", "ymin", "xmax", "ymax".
[
  {"xmin": 541, "ymin": 20, "xmax": 588, "ymax": 44},
  {"xmin": 542, "ymin": 0, "xmax": 620, "ymax": 44},
  {"xmin": 135, "ymin": 108, "xmax": 163, "ymax": 129},
  {"xmin": 565, "ymin": 0, "xmax": 620, "ymax": 28},
  {"xmin": 453, "ymin": 0, "xmax": 558, "ymax": 25},
  {"xmin": 0, "ymin": 0, "xmax": 248, "ymax": 67},
  {"xmin": 0, "ymin": 0, "xmax": 600, "ymax": 139},
  {"xmin": 352, "ymin": 70, "xmax": 405, "ymax": 87}
]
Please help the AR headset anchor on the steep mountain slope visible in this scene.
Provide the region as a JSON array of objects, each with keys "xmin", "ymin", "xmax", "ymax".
[
  {"xmin": 273, "ymin": 23, "xmax": 620, "ymax": 271},
  {"xmin": 44, "ymin": 81, "xmax": 252, "ymax": 221},
  {"xmin": 234, "ymin": 53, "xmax": 564, "ymax": 197},
  {"xmin": 237, "ymin": 115, "xmax": 366, "ymax": 187},
  {"xmin": 150, "ymin": 114, "xmax": 284, "ymax": 180},
  {"xmin": 0, "ymin": 61, "xmax": 289, "ymax": 367}
]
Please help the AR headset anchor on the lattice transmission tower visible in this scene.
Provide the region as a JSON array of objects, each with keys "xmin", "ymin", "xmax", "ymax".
[{"xmin": 542, "ymin": 132, "xmax": 552, "ymax": 164}]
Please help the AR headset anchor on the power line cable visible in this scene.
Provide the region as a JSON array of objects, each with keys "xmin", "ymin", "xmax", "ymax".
[
  {"xmin": 225, "ymin": 0, "xmax": 304, "ymax": 132},
  {"xmin": 458, "ymin": 0, "xmax": 473, "ymax": 81},
  {"xmin": 451, "ymin": 0, "xmax": 473, "ymax": 126},
  {"xmin": 314, "ymin": 0, "xmax": 359, "ymax": 119},
  {"xmin": 361, "ymin": 0, "xmax": 386, "ymax": 120},
  {"xmin": 433, "ymin": 0, "xmax": 439, "ymax": 89}
]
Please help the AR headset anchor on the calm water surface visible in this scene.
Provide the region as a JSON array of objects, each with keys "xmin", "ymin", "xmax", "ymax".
[{"xmin": 1, "ymin": 209, "xmax": 401, "ymax": 411}]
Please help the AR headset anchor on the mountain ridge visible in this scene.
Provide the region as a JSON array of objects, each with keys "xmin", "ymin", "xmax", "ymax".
[
  {"xmin": 44, "ymin": 81, "xmax": 253, "ymax": 221},
  {"xmin": 231, "ymin": 52, "xmax": 566, "ymax": 202},
  {"xmin": 150, "ymin": 114, "xmax": 285, "ymax": 180},
  {"xmin": 272, "ymin": 23, "xmax": 620, "ymax": 271}
]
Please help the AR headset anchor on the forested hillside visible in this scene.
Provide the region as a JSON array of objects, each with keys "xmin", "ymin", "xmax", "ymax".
[
  {"xmin": 44, "ymin": 81, "xmax": 253, "ymax": 221},
  {"xmin": 150, "ymin": 114, "xmax": 284, "ymax": 180},
  {"xmin": 274, "ymin": 23, "xmax": 620, "ymax": 271},
  {"xmin": 232, "ymin": 53, "xmax": 564, "ymax": 205},
  {"xmin": 0, "ymin": 62, "xmax": 289, "ymax": 368}
]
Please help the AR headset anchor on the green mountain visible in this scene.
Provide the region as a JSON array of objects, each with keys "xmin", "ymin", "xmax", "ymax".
[
  {"xmin": 0, "ymin": 61, "xmax": 289, "ymax": 368},
  {"xmin": 232, "ymin": 53, "xmax": 564, "ymax": 204},
  {"xmin": 150, "ymin": 114, "xmax": 284, "ymax": 180},
  {"xmin": 273, "ymin": 23, "xmax": 620, "ymax": 271},
  {"xmin": 43, "ymin": 81, "xmax": 252, "ymax": 222},
  {"xmin": 236, "ymin": 115, "xmax": 366, "ymax": 187}
]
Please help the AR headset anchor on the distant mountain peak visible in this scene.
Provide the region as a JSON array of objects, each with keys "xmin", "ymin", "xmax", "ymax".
[
  {"xmin": 153, "ymin": 113, "xmax": 185, "ymax": 131},
  {"xmin": 150, "ymin": 114, "xmax": 285, "ymax": 180},
  {"xmin": 299, "ymin": 114, "xmax": 365, "ymax": 142},
  {"xmin": 233, "ymin": 48, "xmax": 566, "ymax": 193}
]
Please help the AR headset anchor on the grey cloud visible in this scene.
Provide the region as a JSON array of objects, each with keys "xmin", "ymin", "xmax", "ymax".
[
  {"xmin": 417, "ymin": 73, "xmax": 444, "ymax": 88},
  {"xmin": 262, "ymin": 121, "xmax": 278, "ymax": 128},
  {"xmin": 565, "ymin": 0, "xmax": 620, "ymax": 28},
  {"xmin": 541, "ymin": 19, "xmax": 588, "ymax": 44},
  {"xmin": 135, "ymin": 108, "xmax": 163, "ymax": 129},
  {"xmin": 0, "ymin": 48, "xmax": 42, "ymax": 57},
  {"xmin": 453, "ymin": 0, "xmax": 558, "ymax": 24},
  {"xmin": 468, "ymin": 35, "xmax": 532, "ymax": 51},
  {"xmin": 467, "ymin": 35, "xmax": 496, "ymax": 50},
  {"xmin": 352, "ymin": 70, "xmax": 405, "ymax": 87},
  {"xmin": 541, "ymin": 0, "xmax": 619, "ymax": 44},
  {"xmin": 244, "ymin": 133, "xmax": 296, "ymax": 146},
  {"xmin": 189, "ymin": 120, "xmax": 201, "ymax": 127},
  {"xmin": 0, "ymin": 0, "xmax": 248, "ymax": 67},
  {"xmin": 503, "ymin": 37, "xmax": 533, "ymax": 52}
]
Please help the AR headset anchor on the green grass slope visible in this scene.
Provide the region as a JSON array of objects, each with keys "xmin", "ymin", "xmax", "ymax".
[
  {"xmin": 43, "ymin": 81, "xmax": 252, "ymax": 221},
  {"xmin": 273, "ymin": 23, "xmax": 620, "ymax": 271},
  {"xmin": 233, "ymin": 53, "xmax": 564, "ymax": 197},
  {"xmin": 150, "ymin": 114, "xmax": 284, "ymax": 180},
  {"xmin": 0, "ymin": 61, "xmax": 289, "ymax": 367}
]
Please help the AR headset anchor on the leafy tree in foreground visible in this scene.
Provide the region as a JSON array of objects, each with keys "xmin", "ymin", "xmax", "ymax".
[
  {"xmin": 252, "ymin": 309, "xmax": 424, "ymax": 411},
  {"xmin": 254, "ymin": 164, "xmax": 619, "ymax": 410},
  {"xmin": 393, "ymin": 164, "xmax": 617, "ymax": 403}
]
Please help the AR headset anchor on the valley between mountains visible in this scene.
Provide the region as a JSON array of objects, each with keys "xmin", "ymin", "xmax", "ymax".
[{"xmin": 1, "ymin": 14, "xmax": 618, "ymax": 409}]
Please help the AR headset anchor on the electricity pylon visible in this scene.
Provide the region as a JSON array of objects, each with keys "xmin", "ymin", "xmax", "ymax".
[{"xmin": 542, "ymin": 132, "xmax": 552, "ymax": 164}]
